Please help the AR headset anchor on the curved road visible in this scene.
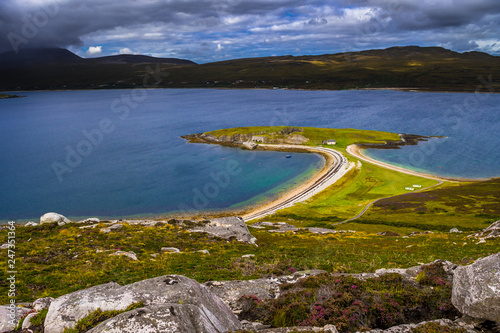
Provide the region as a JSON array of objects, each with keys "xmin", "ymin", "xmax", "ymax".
[{"xmin": 243, "ymin": 145, "xmax": 352, "ymax": 221}]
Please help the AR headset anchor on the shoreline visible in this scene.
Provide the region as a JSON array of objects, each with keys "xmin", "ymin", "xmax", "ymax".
[
  {"xmin": 346, "ymin": 145, "xmax": 490, "ymax": 182},
  {"xmin": 4, "ymin": 87, "xmax": 500, "ymax": 95},
  {"xmin": 241, "ymin": 144, "xmax": 352, "ymax": 221}
]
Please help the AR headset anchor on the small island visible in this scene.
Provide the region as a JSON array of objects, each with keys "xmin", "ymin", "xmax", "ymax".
[{"xmin": 0, "ymin": 93, "xmax": 24, "ymax": 99}]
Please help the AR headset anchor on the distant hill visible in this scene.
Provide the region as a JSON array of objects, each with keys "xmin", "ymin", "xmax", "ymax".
[
  {"xmin": 0, "ymin": 48, "xmax": 82, "ymax": 69},
  {"xmin": 85, "ymin": 54, "xmax": 195, "ymax": 65},
  {"xmin": 0, "ymin": 46, "xmax": 498, "ymax": 92}
]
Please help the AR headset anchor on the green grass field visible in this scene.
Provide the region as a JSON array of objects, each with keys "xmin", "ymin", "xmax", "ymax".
[{"xmin": 0, "ymin": 222, "xmax": 497, "ymax": 304}]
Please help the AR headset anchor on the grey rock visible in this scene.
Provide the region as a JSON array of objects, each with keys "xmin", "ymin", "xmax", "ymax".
[
  {"xmin": 100, "ymin": 223, "xmax": 123, "ymax": 233},
  {"xmin": 78, "ymin": 218, "xmax": 100, "ymax": 224},
  {"xmin": 307, "ymin": 227, "xmax": 338, "ymax": 234},
  {"xmin": 87, "ymin": 304, "xmax": 234, "ymax": 333},
  {"xmin": 377, "ymin": 231, "xmax": 401, "ymax": 237},
  {"xmin": 360, "ymin": 319, "xmax": 477, "ymax": 333},
  {"xmin": 189, "ymin": 217, "xmax": 257, "ymax": 245},
  {"xmin": 260, "ymin": 324, "xmax": 338, "ymax": 332},
  {"xmin": 205, "ymin": 270, "xmax": 326, "ymax": 313},
  {"xmin": 375, "ymin": 260, "xmax": 457, "ymax": 281},
  {"xmin": 44, "ymin": 275, "xmax": 241, "ymax": 333},
  {"xmin": 240, "ymin": 320, "xmax": 271, "ymax": 331},
  {"xmin": 249, "ymin": 222, "xmax": 275, "ymax": 229},
  {"xmin": 198, "ymin": 249, "xmax": 210, "ymax": 254},
  {"xmin": 24, "ymin": 221, "xmax": 38, "ymax": 227},
  {"xmin": 452, "ymin": 252, "xmax": 500, "ymax": 322},
  {"xmin": 109, "ymin": 251, "xmax": 138, "ymax": 261},
  {"xmin": 470, "ymin": 220, "xmax": 500, "ymax": 240},
  {"xmin": 40, "ymin": 212, "xmax": 70, "ymax": 225},
  {"xmin": 0, "ymin": 244, "xmax": 9, "ymax": 250},
  {"xmin": 241, "ymin": 254, "xmax": 255, "ymax": 258},
  {"xmin": 251, "ymin": 222, "xmax": 298, "ymax": 233},
  {"xmin": 450, "ymin": 228, "xmax": 462, "ymax": 233},
  {"xmin": 161, "ymin": 247, "xmax": 181, "ymax": 253},
  {"xmin": 33, "ymin": 297, "xmax": 54, "ymax": 312},
  {"xmin": 268, "ymin": 222, "xmax": 298, "ymax": 233},
  {"xmin": 0, "ymin": 305, "xmax": 31, "ymax": 333}
]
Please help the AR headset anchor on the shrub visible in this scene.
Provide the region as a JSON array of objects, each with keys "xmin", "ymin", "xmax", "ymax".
[{"xmin": 239, "ymin": 267, "xmax": 460, "ymax": 333}]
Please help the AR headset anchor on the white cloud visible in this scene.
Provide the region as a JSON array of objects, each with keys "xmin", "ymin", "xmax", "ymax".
[
  {"xmin": 216, "ymin": 43, "xmax": 224, "ymax": 52},
  {"xmin": 87, "ymin": 46, "xmax": 103, "ymax": 56},
  {"xmin": 119, "ymin": 47, "xmax": 134, "ymax": 54}
]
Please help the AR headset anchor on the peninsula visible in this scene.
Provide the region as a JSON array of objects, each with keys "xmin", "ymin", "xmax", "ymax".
[{"xmin": 182, "ymin": 126, "xmax": 446, "ymax": 221}]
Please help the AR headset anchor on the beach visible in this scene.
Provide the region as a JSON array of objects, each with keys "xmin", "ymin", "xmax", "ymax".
[{"xmin": 242, "ymin": 144, "xmax": 353, "ymax": 221}]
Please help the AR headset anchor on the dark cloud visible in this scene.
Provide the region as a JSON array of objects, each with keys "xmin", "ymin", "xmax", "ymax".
[{"xmin": 0, "ymin": 0, "xmax": 499, "ymax": 61}]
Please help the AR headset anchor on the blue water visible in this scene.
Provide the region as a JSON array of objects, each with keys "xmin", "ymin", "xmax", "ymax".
[{"xmin": 0, "ymin": 89, "xmax": 499, "ymax": 221}]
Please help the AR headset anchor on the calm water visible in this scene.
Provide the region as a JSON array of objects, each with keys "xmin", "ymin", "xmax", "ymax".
[{"xmin": 1, "ymin": 89, "xmax": 499, "ymax": 221}]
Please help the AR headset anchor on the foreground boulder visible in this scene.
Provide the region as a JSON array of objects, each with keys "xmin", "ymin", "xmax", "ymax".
[
  {"xmin": 205, "ymin": 270, "xmax": 326, "ymax": 314},
  {"xmin": 0, "ymin": 305, "xmax": 32, "ymax": 333},
  {"xmin": 40, "ymin": 212, "xmax": 70, "ymax": 225},
  {"xmin": 363, "ymin": 318, "xmax": 477, "ymax": 333},
  {"xmin": 452, "ymin": 252, "xmax": 500, "ymax": 322},
  {"xmin": 45, "ymin": 275, "xmax": 242, "ymax": 333}
]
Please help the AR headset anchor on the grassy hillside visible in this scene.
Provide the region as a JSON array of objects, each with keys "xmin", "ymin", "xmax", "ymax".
[
  {"xmin": 1, "ymin": 46, "xmax": 499, "ymax": 92},
  {"xmin": 0, "ymin": 221, "xmax": 496, "ymax": 305}
]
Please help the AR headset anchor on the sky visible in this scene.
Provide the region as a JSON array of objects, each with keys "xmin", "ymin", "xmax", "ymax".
[{"xmin": 1, "ymin": 0, "xmax": 500, "ymax": 63}]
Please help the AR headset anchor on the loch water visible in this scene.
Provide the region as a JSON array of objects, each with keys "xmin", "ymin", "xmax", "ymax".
[{"xmin": 0, "ymin": 89, "xmax": 498, "ymax": 221}]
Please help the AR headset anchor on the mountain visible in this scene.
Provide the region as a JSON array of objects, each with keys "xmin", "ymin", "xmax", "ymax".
[
  {"xmin": 0, "ymin": 48, "xmax": 82, "ymax": 69},
  {"xmin": 0, "ymin": 46, "xmax": 498, "ymax": 92}
]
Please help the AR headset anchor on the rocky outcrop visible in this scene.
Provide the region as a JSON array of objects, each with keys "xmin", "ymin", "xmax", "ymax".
[
  {"xmin": 188, "ymin": 217, "xmax": 257, "ymax": 245},
  {"xmin": 87, "ymin": 304, "xmax": 235, "ymax": 333},
  {"xmin": 375, "ymin": 260, "xmax": 457, "ymax": 281},
  {"xmin": 24, "ymin": 221, "xmax": 38, "ymax": 227},
  {"xmin": 0, "ymin": 305, "xmax": 31, "ymax": 333},
  {"xmin": 283, "ymin": 134, "xmax": 309, "ymax": 144},
  {"xmin": 33, "ymin": 297, "xmax": 54, "ymax": 311},
  {"xmin": 452, "ymin": 252, "xmax": 500, "ymax": 322},
  {"xmin": 161, "ymin": 247, "xmax": 181, "ymax": 253},
  {"xmin": 362, "ymin": 318, "xmax": 477, "ymax": 333},
  {"xmin": 205, "ymin": 270, "xmax": 326, "ymax": 314},
  {"xmin": 79, "ymin": 217, "xmax": 100, "ymax": 224},
  {"xmin": 100, "ymin": 223, "xmax": 122, "ymax": 233},
  {"xmin": 469, "ymin": 220, "xmax": 500, "ymax": 241},
  {"xmin": 40, "ymin": 212, "xmax": 70, "ymax": 225},
  {"xmin": 109, "ymin": 251, "xmax": 138, "ymax": 261},
  {"xmin": 258, "ymin": 325, "xmax": 338, "ymax": 332},
  {"xmin": 250, "ymin": 221, "xmax": 298, "ymax": 233},
  {"xmin": 44, "ymin": 275, "xmax": 242, "ymax": 333}
]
